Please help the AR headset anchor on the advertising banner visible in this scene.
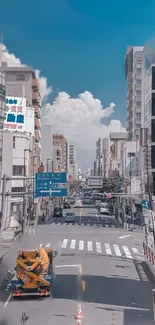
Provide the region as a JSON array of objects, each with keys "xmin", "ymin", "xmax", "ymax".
[{"xmin": 3, "ymin": 97, "xmax": 26, "ymax": 132}]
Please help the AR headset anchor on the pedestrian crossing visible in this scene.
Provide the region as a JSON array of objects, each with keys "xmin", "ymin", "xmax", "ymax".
[
  {"xmin": 47, "ymin": 221, "xmax": 118, "ymax": 228},
  {"xmin": 40, "ymin": 239, "xmax": 143, "ymax": 260}
]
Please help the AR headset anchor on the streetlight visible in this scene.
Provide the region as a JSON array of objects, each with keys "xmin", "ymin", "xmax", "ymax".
[{"xmin": 47, "ymin": 158, "xmax": 51, "ymax": 172}]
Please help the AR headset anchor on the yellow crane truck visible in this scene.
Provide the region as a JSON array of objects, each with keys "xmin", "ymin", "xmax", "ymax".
[{"xmin": 10, "ymin": 247, "xmax": 57, "ymax": 297}]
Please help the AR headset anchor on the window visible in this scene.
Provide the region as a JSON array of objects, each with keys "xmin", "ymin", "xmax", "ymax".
[
  {"xmin": 16, "ymin": 74, "xmax": 25, "ymax": 81},
  {"xmin": 13, "ymin": 136, "xmax": 15, "ymax": 149},
  {"xmin": 152, "ymin": 67, "xmax": 155, "ymax": 90},
  {"xmin": 137, "ymin": 68, "xmax": 141, "ymax": 74},
  {"xmin": 137, "ymin": 80, "xmax": 141, "ymax": 85},
  {"xmin": 152, "ymin": 94, "xmax": 155, "ymax": 116},
  {"xmin": 11, "ymin": 187, "xmax": 24, "ymax": 193},
  {"xmin": 12, "ymin": 165, "xmax": 25, "ymax": 176},
  {"xmin": 151, "ymin": 146, "xmax": 155, "ymax": 169},
  {"xmin": 152, "ymin": 120, "xmax": 155, "ymax": 142},
  {"xmin": 136, "ymin": 91, "xmax": 141, "ymax": 96}
]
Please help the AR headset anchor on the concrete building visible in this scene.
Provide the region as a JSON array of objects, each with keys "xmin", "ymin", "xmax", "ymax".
[
  {"xmin": 109, "ymin": 132, "xmax": 127, "ymax": 178},
  {"xmin": 52, "ymin": 134, "xmax": 68, "ymax": 172},
  {"xmin": 41, "ymin": 125, "xmax": 53, "ymax": 172},
  {"xmin": 120, "ymin": 141, "xmax": 140, "ymax": 179},
  {"xmin": 2, "ymin": 131, "xmax": 34, "ymax": 227},
  {"xmin": 68, "ymin": 144, "xmax": 76, "ymax": 179},
  {"xmin": 0, "ymin": 70, "xmax": 5, "ymax": 178},
  {"xmin": 141, "ymin": 45, "xmax": 155, "ymax": 197},
  {"xmin": 102, "ymin": 138, "xmax": 111, "ymax": 178},
  {"xmin": 96, "ymin": 138, "xmax": 103, "ymax": 176},
  {"xmin": 1, "ymin": 65, "xmax": 41, "ymax": 170},
  {"xmin": 125, "ymin": 46, "xmax": 143, "ymax": 141}
]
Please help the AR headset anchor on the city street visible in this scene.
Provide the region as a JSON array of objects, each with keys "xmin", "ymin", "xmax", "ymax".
[{"xmin": 0, "ymin": 205, "xmax": 154, "ymax": 324}]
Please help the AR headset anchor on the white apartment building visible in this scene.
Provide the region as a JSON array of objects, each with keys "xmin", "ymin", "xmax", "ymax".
[
  {"xmin": 120, "ymin": 141, "xmax": 140, "ymax": 178},
  {"xmin": 109, "ymin": 133, "xmax": 127, "ymax": 178},
  {"xmin": 69, "ymin": 144, "xmax": 76, "ymax": 179},
  {"xmin": 125, "ymin": 46, "xmax": 144, "ymax": 141},
  {"xmin": 1, "ymin": 99, "xmax": 35, "ymax": 227},
  {"xmin": 41, "ymin": 125, "xmax": 53, "ymax": 172}
]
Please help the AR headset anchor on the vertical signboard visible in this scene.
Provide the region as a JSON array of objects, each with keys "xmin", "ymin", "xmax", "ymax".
[{"xmin": 3, "ymin": 97, "xmax": 26, "ymax": 132}]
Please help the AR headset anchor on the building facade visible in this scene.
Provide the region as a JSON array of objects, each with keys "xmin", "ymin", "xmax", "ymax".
[
  {"xmin": 109, "ymin": 132, "xmax": 127, "ymax": 178},
  {"xmin": 52, "ymin": 134, "xmax": 68, "ymax": 172},
  {"xmin": 96, "ymin": 138, "xmax": 103, "ymax": 176},
  {"xmin": 0, "ymin": 71, "xmax": 5, "ymax": 177},
  {"xmin": 1, "ymin": 65, "xmax": 41, "ymax": 171},
  {"xmin": 41, "ymin": 125, "xmax": 53, "ymax": 172},
  {"xmin": 68, "ymin": 144, "xmax": 76, "ymax": 179},
  {"xmin": 125, "ymin": 46, "xmax": 143, "ymax": 141}
]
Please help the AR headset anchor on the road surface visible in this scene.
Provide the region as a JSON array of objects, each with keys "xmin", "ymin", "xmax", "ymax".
[{"xmin": 0, "ymin": 205, "xmax": 154, "ymax": 324}]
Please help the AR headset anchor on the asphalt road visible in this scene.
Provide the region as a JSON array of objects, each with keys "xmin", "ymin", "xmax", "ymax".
[{"xmin": 0, "ymin": 205, "xmax": 154, "ymax": 324}]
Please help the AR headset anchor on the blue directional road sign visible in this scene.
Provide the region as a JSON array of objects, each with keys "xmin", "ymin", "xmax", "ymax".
[
  {"xmin": 141, "ymin": 199, "xmax": 151, "ymax": 209},
  {"xmin": 35, "ymin": 172, "xmax": 67, "ymax": 198}
]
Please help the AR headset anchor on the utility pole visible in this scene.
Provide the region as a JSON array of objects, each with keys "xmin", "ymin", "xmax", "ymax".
[{"xmin": 1, "ymin": 174, "xmax": 7, "ymax": 232}]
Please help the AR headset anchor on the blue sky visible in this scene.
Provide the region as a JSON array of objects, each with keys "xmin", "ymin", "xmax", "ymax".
[{"xmin": 1, "ymin": 0, "xmax": 155, "ymax": 166}]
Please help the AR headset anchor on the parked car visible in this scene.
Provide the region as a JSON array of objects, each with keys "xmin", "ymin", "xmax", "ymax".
[
  {"xmin": 75, "ymin": 200, "xmax": 82, "ymax": 208},
  {"xmin": 95, "ymin": 200, "xmax": 102, "ymax": 208},
  {"xmin": 65, "ymin": 212, "xmax": 76, "ymax": 222},
  {"xmin": 53, "ymin": 207, "xmax": 63, "ymax": 217}
]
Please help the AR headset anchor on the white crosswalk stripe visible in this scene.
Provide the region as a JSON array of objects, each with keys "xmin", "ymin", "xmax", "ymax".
[
  {"xmin": 70, "ymin": 239, "xmax": 76, "ymax": 249},
  {"xmin": 105, "ymin": 243, "xmax": 112, "ymax": 255},
  {"xmin": 40, "ymin": 239, "xmax": 142, "ymax": 260},
  {"xmin": 123, "ymin": 246, "xmax": 132, "ymax": 259},
  {"xmin": 87, "ymin": 241, "xmax": 92, "ymax": 251},
  {"xmin": 49, "ymin": 222, "xmax": 118, "ymax": 228},
  {"xmin": 96, "ymin": 242, "xmax": 102, "ymax": 253},
  {"xmin": 61, "ymin": 239, "xmax": 68, "ymax": 248}
]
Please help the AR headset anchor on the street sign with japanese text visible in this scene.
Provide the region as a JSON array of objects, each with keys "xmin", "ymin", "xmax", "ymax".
[
  {"xmin": 35, "ymin": 172, "xmax": 67, "ymax": 198},
  {"xmin": 141, "ymin": 199, "xmax": 151, "ymax": 209}
]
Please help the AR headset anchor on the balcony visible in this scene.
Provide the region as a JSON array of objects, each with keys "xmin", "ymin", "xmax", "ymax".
[
  {"xmin": 34, "ymin": 105, "xmax": 40, "ymax": 118},
  {"xmin": 35, "ymin": 118, "xmax": 41, "ymax": 130},
  {"xmin": 135, "ymin": 96, "xmax": 141, "ymax": 102},
  {"xmin": 126, "ymin": 90, "xmax": 133, "ymax": 100},
  {"xmin": 35, "ymin": 129, "xmax": 41, "ymax": 141},
  {"xmin": 135, "ymin": 84, "xmax": 141, "ymax": 91},
  {"xmin": 126, "ymin": 111, "xmax": 132, "ymax": 121},
  {"xmin": 127, "ymin": 81, "xmax": 133, "ymax": 90}
]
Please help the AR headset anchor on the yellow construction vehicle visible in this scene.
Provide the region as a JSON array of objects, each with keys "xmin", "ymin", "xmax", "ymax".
[{"xmin": 10, "ymin": 247, "xmax": 57, "ymax": 297}]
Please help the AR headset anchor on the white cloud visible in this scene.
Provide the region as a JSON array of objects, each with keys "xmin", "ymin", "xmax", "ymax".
[
  {"xmin": 0, "ymin": 44, "xmax": 52, "ymax": 101},
  {"xmin": 41, "ymin": 91, "xmax": 126, "ymax": 167},
  {"xmin": 1, "ymin": 44, "xmax": 125, "ymax": 167}
]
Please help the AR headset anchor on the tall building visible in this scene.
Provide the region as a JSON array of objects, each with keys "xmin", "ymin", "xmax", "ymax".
[
  {"xmin": 0, "ymin": 70, "xmax": 5, "ymax": 177},
  {"xmin": 102, "ymin": 138, "xmax": 111, "ymax": 178},
  {"xmin": 52, "ymin": 134, "xmax": 68, "ymax": 172},
  {"xmin": 96, "ymin": 138, "xmax": 103, "ymax": 176},
  {"xmin": 41, "ymin": 125, "xmax": 53, "ymax": 172},
  {"xmin": 1, "ymin": 65, "xmax": 41, "ymax": 170},
  {"xmin": 109, "ymin": 132, "xmax": 127, "ymax": 178},
  {"xmin": 69, "ymin": 144, "xmax": 76, "ymax": 179},
  {"xmin": 141, "ymin": 45, "xmax": 155, "ymax": 196},
  {"xmin": 125, "ymin": 46, "xmax": 143, "ymax": 141}
]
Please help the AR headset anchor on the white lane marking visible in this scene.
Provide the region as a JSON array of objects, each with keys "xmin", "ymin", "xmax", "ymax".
[
  {"xmin": 79, "ymin": 240, "xmax": 84, "ymax": 250},
  {"xmin": 55, "ymin": 264, "xmax": 80, "ymax": 268},
  {"xmin": 70, "ymin": 239, "xmax": 76, "ymax": 249},
  {"xmin": 132, "ymin": 248, "xmax": 139, "ymax": 254},
  {"xmin": 4, "ymin": 293, "xmax": 12, "ymax": 308},
  {"xmin": 57, "ymin": 223, "xmax": 61, "ymax": 225},
  {"xmin": 105, "ymin": 224, "xmax": 109, "ymax": 228},
  {"xmin": 40, "ymin": 243, "xmax": 43, "ymax": 247},
  {"xmin": 51, "ymin": 222, "xmax": 55, "ymax": 225},
  {"xmin": 45, "ymin": 242, "xmax": 51, "ymax": 248},
  {"xmin": 113, "ymin": 244, "xmax": 121, "ymax": 256},
  {"xmin": 105, "ymin": 243, "xmax": 112, "ymax": 255},
  {"xmin": 61, "ymin": 239, "xmax": 68, "ymax": 248},
  {"xmin": 119, "ymin": 235, "xmax": 131, "ymax": 239},
  {"xmin": 96, "ymin": 242, "xmax": 102, "ymax": 253},
  {"xmin": 123, "ymin": 246, "xmax": 132, "ymax": 259},
  {"xmin": 87, "ymin": 241, "xmax": 92, "ymax": 251}
]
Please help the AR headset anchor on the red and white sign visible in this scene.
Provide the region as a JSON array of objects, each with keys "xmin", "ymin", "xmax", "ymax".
[{"xmin": 107, "ymin": 193, "xmax": 111, "ymax": 199}]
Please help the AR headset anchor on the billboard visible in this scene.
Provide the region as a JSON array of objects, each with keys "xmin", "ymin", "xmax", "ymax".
[{"xmin": 3, "ymin": 97, "xmax": 26, "ymax": 132}]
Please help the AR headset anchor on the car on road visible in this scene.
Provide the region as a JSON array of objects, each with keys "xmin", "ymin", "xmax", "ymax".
[
  {"xmin": 100, "ymin": 206, "xmax": 109, "ymax": 214},
  {"xmin": 53, "ymin": 207, "xmax": 63, "ymax": 217},
  {"xmin": 63, "ymin": 201, "xmax": 71, "ymax": 209},
  {"xmin": 74, "ymin": 200, "xmax": 82, "ymax": 208},
  {"xmin": 64, "ymin": 212, "xmax": 76, "ymax": 222},
  {"xmin": 95, "ymin": 200, "xmax": 102, "ymax": 208}
]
